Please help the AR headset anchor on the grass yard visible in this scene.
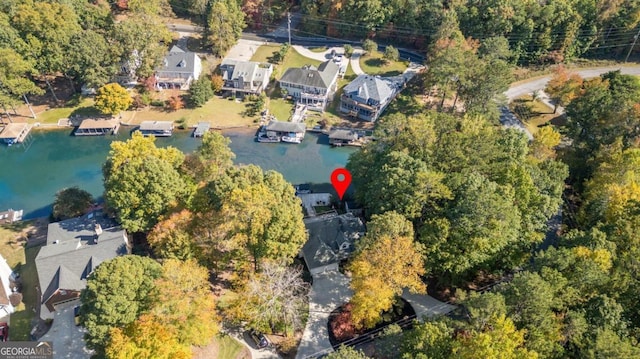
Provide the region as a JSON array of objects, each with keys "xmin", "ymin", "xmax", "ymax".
[
  {"xmin": 192, "ymin": 333, "xmax": 249, "ymax": 359},
  {"xmin": 510, "ymin": 95, "xmax": 561, "ymax": 134},
  {"xmin": 35, "ymin": 97, "xmax": 99, "ymax": 124},
  {"xmin": 359, "ymin": 50, "xmax": 408, "ymax": 76},
  {"xmin": 251, "ymin": 46, "xmax": 322, "ymax": 78},
  {"xmin": 216, "ymin": 335, "xmax": 247, "ymax": 359},
  {"xmin": 268, "ymin": 96, "xmax": 294, "ymax": 121},
  {"xmin": 121, "ymin": 95, "xmax": 260, "ymax": 129},
  {"xmin": 309, "ymin": 46, "xmax": 327, "ymax": 53},
  {"xmin": 10, "ymin": 245, "xmax": 41, "ymax": 341}
]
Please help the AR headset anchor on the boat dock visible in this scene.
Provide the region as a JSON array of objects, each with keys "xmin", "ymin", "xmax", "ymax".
[
  {"xmin": 193, "ymin": 122, "xmax": 210, "ymax": 137},
  {"xmin": 0, "ymin": 122, "xmax": 32, "ymax": 145},
  {"xmin": 139, "ymin": 121, "xmax": 174, "ymax": 137},
  {"xmin": 74, "ymin": 118, "xmax": 120, "ymax": 136}
]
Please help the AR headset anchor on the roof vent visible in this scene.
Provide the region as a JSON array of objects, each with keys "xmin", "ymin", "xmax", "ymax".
[{"xmin": 53, "ymin": 240, "xmax": 59, "ymax": 244}]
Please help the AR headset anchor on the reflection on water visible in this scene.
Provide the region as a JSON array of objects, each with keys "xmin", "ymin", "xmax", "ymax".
[{"xmin": 0, "ymin": 128, "xmax": 357, "ymax": 219}]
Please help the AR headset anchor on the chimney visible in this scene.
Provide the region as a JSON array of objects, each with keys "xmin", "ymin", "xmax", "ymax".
[{"xmin": 94, "ymin": 224, "xmax": 102, "ymax": 244}]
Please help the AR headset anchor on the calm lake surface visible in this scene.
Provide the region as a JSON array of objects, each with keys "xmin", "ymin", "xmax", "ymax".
[{"xmin": 0, "ymin": 127, "xmax": 357, "ymax": 219}]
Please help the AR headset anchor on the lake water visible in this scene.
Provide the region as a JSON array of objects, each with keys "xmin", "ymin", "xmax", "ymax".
[{"xmin": 0, "ymin": 128, "xmax": 357, "ymax": 219}]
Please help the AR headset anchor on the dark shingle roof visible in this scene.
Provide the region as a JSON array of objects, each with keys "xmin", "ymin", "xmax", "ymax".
[
  {"xmin": 301, "ymin": 213, "xmax": 365, "ymax": 271},
  {"xmin": 280, "ymin": 60, "xmax": 339, "ymax": 90},
  {"xmin": 36, "ymin": 211, "xmax": 129, "ymax": 311}
]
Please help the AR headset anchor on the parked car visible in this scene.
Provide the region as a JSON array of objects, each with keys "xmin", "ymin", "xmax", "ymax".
[
  {"xmin": 0, "ymin": 322, "xmax": 8, "ymax": 341},
  {"xmin": 333, "ymin": 55, "xmax": 344, "ymax": 64},
  {"xmin": 295, "ymin": 184, "xmax": 312, "ymax": 195},
  {"xmin": 249, "ymin": 329, "xmax": 269, "ymax": 349}
]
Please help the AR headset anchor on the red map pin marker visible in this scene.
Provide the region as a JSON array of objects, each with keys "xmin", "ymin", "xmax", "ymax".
[{"xmin": 331, "ymin": 168, "xmax": 352, "ymax": 200}]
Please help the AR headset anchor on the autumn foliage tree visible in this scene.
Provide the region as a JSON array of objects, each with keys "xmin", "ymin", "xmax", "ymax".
[
  {"xmin": 147, "ymin": 210, "xmax": 198, "ymax": 260},
  {"xmin": 103, "ymin": 132, "xmax": 186, "ymax": 232},
  {"xmin": 166, "ymin": 93, "xmax": 184, "ymax": 111},
  {"xmin": 211, "ymin": 74, "xmax": 224, "ymax": 93},
  {"xmin": 95, "ymin": 83, "xmax": 133, "ymax": 115},
  {"xmin": 105, "ymin": 314, "xmax": 191, "ymax": 359},
  {"xmin": 348, "ymin": 212, "xmax": 426, "ymax": 329},
  {"xmin": 545, "ymin": 66, "xmax": 584, "ymax": 113}
]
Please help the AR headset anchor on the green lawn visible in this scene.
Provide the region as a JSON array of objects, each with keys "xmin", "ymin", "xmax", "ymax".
[
  {"xmin": 268, "ymin": 96, "xmax": 294, "ymax": 121},
  {"xmin": 10, "ymin": 245, "xmax": 41, "ymax": 341},
  {"xmin": 36, "ymin": 97, "xmax": 99, "ymax": 124},
  {"xmin": 309, "ymin": 46, "xmax": 327, "ymax": 53},
  {"xmin": 121, "ymin": 95, "xmax": 260, "ymax": 128},
  {"xmin": 510, "ymin": 95, "xmax": 558, "ymax": 135},
  {"xmin": 216, "ymin": 334, "xmax": 245, "ymax": 359},
  {"xmin": 359, "ymin": 50, "xmax": 408, "ymax": 76},
  {"xmin": 251, "ymin": 46, "xmax": 322, "ymax": 79}
]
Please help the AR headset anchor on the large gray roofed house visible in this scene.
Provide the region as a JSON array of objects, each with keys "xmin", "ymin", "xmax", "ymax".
[
  {"xmin": 342, "ymin": 75, "xmax": 398, "ymax": 105},
  {"xmin": 280, "ymin": 60, "xmax": 340, "ymax": 90},
  {"xmin": 36, "ymin": 211, "xmax": 130, "ymax": 319},
  {"xmin": 265, "ymin": 120, "xmax": 306, "ymax": 133},
  {"xmin": 301, "ymin": 213, "xmax": 365, "ymax": 276},
  {"xmin": 157, "ymin": 46, "xmax": 197, "ymax": 75}
]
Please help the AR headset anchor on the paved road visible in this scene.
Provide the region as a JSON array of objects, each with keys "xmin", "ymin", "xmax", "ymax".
[{"xmin": 505, "ymin": 65, "xmax": 640, "ymax": 101}]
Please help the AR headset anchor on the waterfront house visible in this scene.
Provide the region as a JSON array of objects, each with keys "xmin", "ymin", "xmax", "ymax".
[
  {"xmin": 220, "ymin": 59, "xmax": 273, "ymax": 95},
  {"xmin": 35, "ymin": 210, "xmax": 130, "ymax": 320},
  {"xmin": 0, "ymin": 209, "xmax": 23, "ymax": 225},
  {"xmin": 328, "ymin": 129, "xmax": 359, "ymax": 146},
  {"xmin": 138, "ymin": 121, "xmax": 174, "ymax": 137},
  {"xmin": 155, "ymin": 46, "xmax": 202, "ymax": 90},
  {"xmin": 0, "ymin": 122, "xmax": 31, "ymax": 145},
  {"xmin": 340, "ymin": 74, "xmax": 402, "ymax": 122},
  {"xmin": 300, "ymin": 213, "xmax": 365, "ymax": 277},
  {"xmin": 264, "ymin": 120, "xmax": 306, "ymax": 143},
  {"xmin": 279, "ymin": 60, "xmax": 340, "ymax": 111},
  {"xmin": 0, "ymin": 254, "xmax": 15, "ymax": 316},
  {"xmin": 74, "ymin": 118, "xmax": 119, "ymax": 136}
]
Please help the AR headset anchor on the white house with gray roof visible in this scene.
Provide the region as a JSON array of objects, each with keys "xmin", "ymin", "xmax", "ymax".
[
  {"xmin": 279, "ymin": 60, "xmax": 340, "ymax": 111},
  {"xmin": 155, "ymin": 46, "xmax": 202, "ymax": 90},
  {"xmin": 35, "ymin": 211, "xmax": 130, "ymax": 320},
  {"xmin": 340, "ymin": 74, "xmax": 402, "ymax": 122},
  {"xmin": 220, "ymin": 59, "xmax": 273, "ymax": 95}
]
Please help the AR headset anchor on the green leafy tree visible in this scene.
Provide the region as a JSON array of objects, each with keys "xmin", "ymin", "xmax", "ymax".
[
  {"xmin": 182, "ymin": 131, "xmax": 235, "ymax": 184},
  {"xmin": 349, "ymin": 212, "xmax": 425, "ymax": 328},
  {"xmin": 452, "ymin": 314, "xmax": 539, "ymax": 359},
  {"xmin": 362, "ymin": 39, "xmax": 377, "ymax": 54},
  {"xmin": 52, "ymin": 186, "xmax": 94, "ymax": 221},
  {"xmin": 11, "ymin": 1, "xmax": 82, "ymax": 97},
  {"xmin": 80, "ymin": 255, "xmax": 163, "ymax": 354},
  {"xmin": 192, "ymin": 165, "xmax": 306, "ymax": 272},
  {"xmin": 103, "ymin": 132, "xmax": 185, "ymax": 232},
  {"xmin": 189, "ymin": 76, "xmax": 214, "ymax": 107},
  {"xmin": 95, "ymin": 83, "xmax": 132, "ymax": 115},
  {"xmin": 384, "ymin": 45, "xmax": 400, "ymax": 62},
  {"xmin": 325, "ymin": 346, "xmax": 368, "ymax": 359},
  {"xmin": 206, "ymin": 0, "xmax": 246, "ymax": 56},
  {"xmin": 343, "ymin": 44, "xmax": 354, "ymax": 58},
  {"xmin": 401, "ymin": 320, "xmax": 455, "ymax": 359},
  {"xmin": 68, "ymin": 30, "xmax": 120, "ymax": 89},
  {"xmin": 0, "ymin": 47, "xmax": 43, "ymax": 119},
  {"xmin": 113, "ymin": 14, "xmax": 171, "ymax": 79}
]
